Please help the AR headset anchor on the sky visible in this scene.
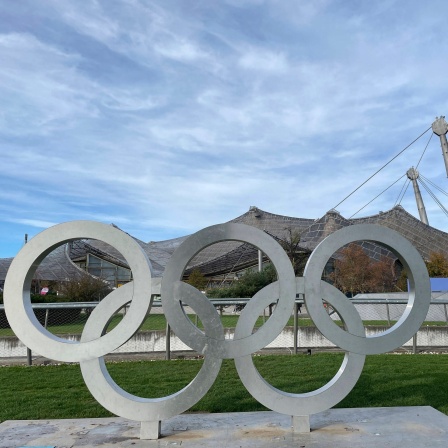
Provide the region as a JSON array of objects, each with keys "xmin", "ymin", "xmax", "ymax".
[{"xmin": 1, "ymin": 0, "xmax": 448, "ymax": 258}]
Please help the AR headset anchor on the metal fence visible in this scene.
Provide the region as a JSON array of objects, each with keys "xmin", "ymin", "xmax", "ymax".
[{"xmin": 1, "ymin": 297, "xmax": 448, "ymax": 364}]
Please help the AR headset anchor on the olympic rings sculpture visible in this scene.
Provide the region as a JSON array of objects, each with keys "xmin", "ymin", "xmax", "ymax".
[{"xmin": 3, "ymin": 221, "xmax": 431, "ymax": 439}]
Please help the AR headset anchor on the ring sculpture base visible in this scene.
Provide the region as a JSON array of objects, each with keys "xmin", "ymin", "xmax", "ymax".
[
  {"xmin": 138, "ymin": 415, "xmax": 310, "ymax": 440},
  {"xmin": 2, "ymin": 407, "xmax": 448, "ymax": 447},
  {"xmin": 140, "ymin": 420, "xmax": 161, "ymax": 440},
  {"xmin": 292, "ymin": 415, "xmax": 310, "ymax": 433},
  {"xmin": 3, "ymin": 221, "xmax": 431, "ymax": 441}
]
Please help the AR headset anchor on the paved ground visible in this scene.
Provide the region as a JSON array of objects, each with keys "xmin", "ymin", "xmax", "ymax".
[{"xmin": 1, "ymin": 407, "xmax": 448, "ymax": 447}]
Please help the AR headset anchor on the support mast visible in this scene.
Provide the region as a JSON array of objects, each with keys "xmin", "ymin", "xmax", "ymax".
[
  {"xmin": 406, "ymin": 167, "xmax": 429, "ymax": 225},
  {"xmin": 432, "ymin": 116, "xmax": 448, "ymax": 177}
]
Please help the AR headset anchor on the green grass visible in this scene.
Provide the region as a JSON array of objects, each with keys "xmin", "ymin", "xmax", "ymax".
[
  {"xmin": 0, "ymin": 314, "xmax": 446, "ymax": 337},
  {"xmin": 1, "ymin": 353, "xmax": 448, "ymax": 421},
  {"xmin": 0, "ymin": 314, "xmax": 284, "ymax": 337}
]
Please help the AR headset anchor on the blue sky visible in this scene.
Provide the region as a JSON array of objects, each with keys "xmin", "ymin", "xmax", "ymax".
[{"xmin": 1, "ymin": 0, "xmax": 448, "ymax": 258}]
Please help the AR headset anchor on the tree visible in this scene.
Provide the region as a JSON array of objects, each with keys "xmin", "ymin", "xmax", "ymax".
[
  {"xmin": 207, "ymin": 265, "xmax": 277, "ymax": 298},
  {"xmin": 278, "ymin": 227, "xmax": 311, "ymax": 276},
  {"xmin": 331, "ymin": 244, "xmax": 399, "ymax": 295},
  {"xmin": 330, "ymin": 244, "xmax": 372, "ymax": 297},
  {"xmin": 395, "ymin": 268, "xmax": 409, "ymax": 292},
  {"xmin": 58, "ymin": 272, "xmax": 112, "ymax": 302},
  {"xmin": 369, "ymin": 256, "xmax": 396, "ymax": 293},
  {"xmin": 186, "ymin": 269, "xmax": 208, "ymax": 290},
  {"xmin": 397, "ymin": 252, "xmax": 448, "ymax": 292},
  {"xmin": 426, "ymin": 252, "xmax": 448, "ymax": 277}
]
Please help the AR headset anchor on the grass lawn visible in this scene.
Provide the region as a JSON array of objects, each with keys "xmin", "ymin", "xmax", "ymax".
[
  {"xmin": 1, "ymin": 312, "xmax": 446, "ymax": 338},
  {"xmin": 1, "ymin": 353, "xmax": 448, "ymax": 421}
]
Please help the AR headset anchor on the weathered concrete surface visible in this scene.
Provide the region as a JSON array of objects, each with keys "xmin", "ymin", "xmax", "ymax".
[{"xmin": 1, "ymin": 407, "xmax": 447, "ymax": 447}]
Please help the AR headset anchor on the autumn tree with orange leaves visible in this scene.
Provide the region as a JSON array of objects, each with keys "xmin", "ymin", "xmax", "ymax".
[
  {"xmin": 330, "ymin": 243, "xmax": 396, "ymax": 297},
  {"xmin": 426, "ymin": 252, "xmax": 448, "ymax": 278},
  {"xmin": 396, "ymin": 251, "xmax": 448, "ymax": 291}
]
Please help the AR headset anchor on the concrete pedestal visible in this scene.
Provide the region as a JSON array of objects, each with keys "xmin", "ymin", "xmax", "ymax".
[{"xmin": 1, "ymin": 407, "xmax": 448, "ymax": 447}]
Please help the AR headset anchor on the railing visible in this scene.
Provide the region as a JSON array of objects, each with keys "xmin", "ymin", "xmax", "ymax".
[{"xmin": 1, "ymin": 297, "xmax": 448, "ymax": 364}]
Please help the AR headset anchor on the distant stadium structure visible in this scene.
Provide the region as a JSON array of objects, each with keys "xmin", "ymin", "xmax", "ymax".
[
  {"xmin": 2, "ymin": 117, "xmax": 448, "ymax": 292},
  {"xmin": 1, "ymin": 205, "xmax": 448, "ymax": 292}
]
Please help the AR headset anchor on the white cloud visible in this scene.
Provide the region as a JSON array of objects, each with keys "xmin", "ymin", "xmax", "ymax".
[
  {"xmin": 101, "ymin": 89, "xmax": 163, "ymax": 111},
  {"xmin": 0, "ymin": 33, "xmax": 98, "ymax": 136},
  {"xmin": 10, "ymin": 219, "xmax": 58, "ymax": 229},
  {"xmin": 239, "ymin": 49, "xmax": 289, "ymax": 72},
  {"xmin": 1, "ymin": 0, "xmax": 448, "ymax": 258}
]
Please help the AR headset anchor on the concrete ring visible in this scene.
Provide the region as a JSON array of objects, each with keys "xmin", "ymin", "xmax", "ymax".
[
  {"xmin": 80, "ymin": 281, "xmax": 223, "ymax": 421},
  {"xmin": 234, "ymin": 277, "xmax": 366, "ymax": 415},
  {"xmin": 3, "ymin": 221, "xmax": 152, "ymax": 362},
  {"xmin": 303, "ymin": 224, "xmax": 431, "ymax": 355},
  {"xmin": 161, "ymin": 223, "xmax": 296, "ymax": 359}
]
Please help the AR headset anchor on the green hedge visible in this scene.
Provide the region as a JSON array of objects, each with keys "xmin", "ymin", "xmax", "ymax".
[
  {"xmin": 207, "ymin": 265, "xmax": 277, "ymax": 299},
  {"xmin": 0, "ymin": 291, "xmax": 83, "ymax": 329},
  {"xmin": 0, "ymin": 292, "xmax": 87, "ymax": 305},
  {"xmin": 0, "ymin": 292, "xmax": 59, "ymax": 304}
]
